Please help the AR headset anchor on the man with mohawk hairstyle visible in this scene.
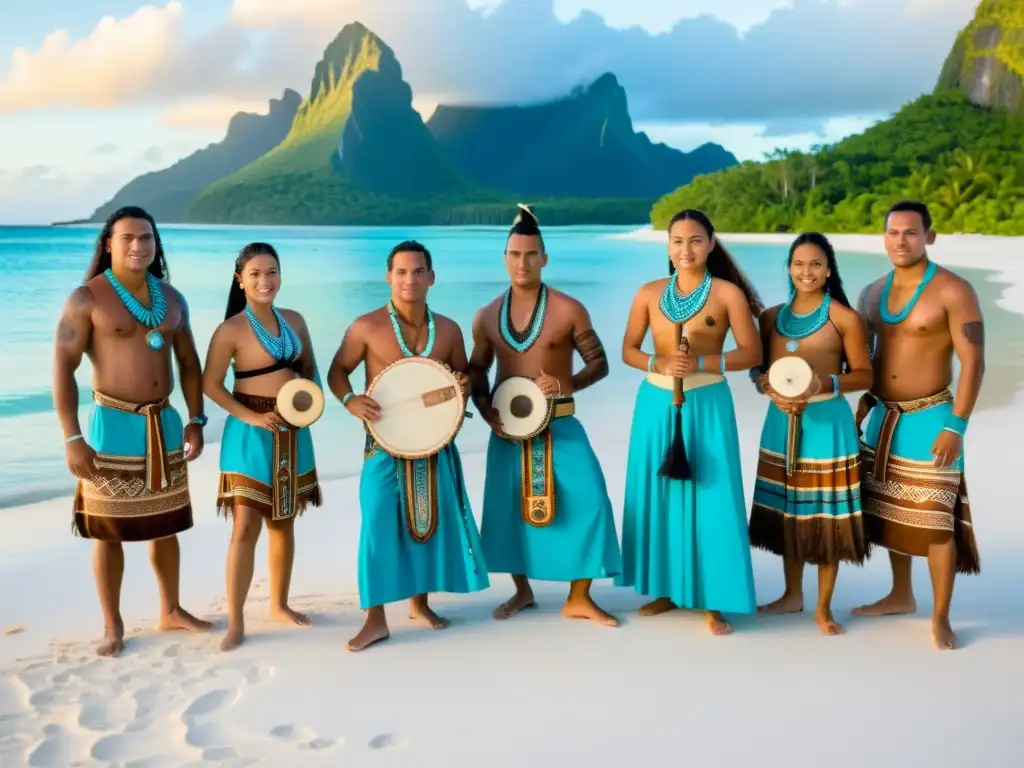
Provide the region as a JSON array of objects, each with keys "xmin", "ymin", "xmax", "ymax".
[{"xmin": 469, "ymin": 204, "xmax": 623, "ymax": 627}]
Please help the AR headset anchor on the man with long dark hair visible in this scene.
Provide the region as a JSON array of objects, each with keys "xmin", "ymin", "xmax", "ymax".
[
  {"xmin": 852, "ymin": 200, "xmax": 984, "ymax": 651},
  {"xmin": 52, "ymin": 205, "xmax": 212, "ymax": 657},
  {"xmin": 469, "ymin": 204, "xmax": 623, "ymax": 627}
]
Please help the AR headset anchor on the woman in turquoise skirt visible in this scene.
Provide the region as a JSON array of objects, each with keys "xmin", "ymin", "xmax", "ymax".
[
  {"xmin": 203, "ymin": 242, "xmax": 323, "ymax": 652},
  {"xmin": 748, "ymin": 232, "xmax": 874, "ymax": 635},
  {"xmin": 616, "ymin": 209, "xmax": 764, "ymax": 636}
]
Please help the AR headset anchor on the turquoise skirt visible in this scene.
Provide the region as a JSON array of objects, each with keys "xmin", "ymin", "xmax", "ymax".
[
  {"xmin": 480, "ymin": 414, "xmax": 622, "ymax": 582},
  {"xmin": 357, "ymin": 438, "xmax": 490, "ymax": 609},
  {"xmin": 615, "ymin": 376, "xmax": 756, "ymax": 615}
]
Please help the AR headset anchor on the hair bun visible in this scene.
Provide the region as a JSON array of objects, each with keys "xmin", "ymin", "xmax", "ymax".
[{"xmin": 513, "ymin": 203, "xmax": 538, "ymax": 226}]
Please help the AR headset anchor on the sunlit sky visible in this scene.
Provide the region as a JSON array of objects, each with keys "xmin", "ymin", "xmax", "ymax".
[{"xmin": 0, "ymin": 0, "xmax": 980, "ymax": 224}]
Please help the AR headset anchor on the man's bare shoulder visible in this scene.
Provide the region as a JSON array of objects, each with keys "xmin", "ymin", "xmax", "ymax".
[
  {"xmin": 349, "ymin": 306, "xmax": 387, "ymax": 334},
  {"xmin": 432, "ymin": 312, "xmax": 465, "ymax": 336},
  {"xmin": 64, "ymin": 282, "xmax": 98, "ymax": 311},
  {"xmin": 935, "ymin": 266, "xmax": 979, "ymax": 301},
  {"xmin": 547, "ymin": 286, "xmax": 588, "ymax": 313}
]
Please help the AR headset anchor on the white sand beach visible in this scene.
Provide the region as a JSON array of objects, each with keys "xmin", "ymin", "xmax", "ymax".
[{"xmin": 2, "ymin": 230, "xmax": 1022, "ymax": 767}]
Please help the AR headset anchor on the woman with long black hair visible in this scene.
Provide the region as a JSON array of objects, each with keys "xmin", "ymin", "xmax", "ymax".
[
  {"xmin": 616, "ymin": 209, "xmax": 763, "ymax": 636},
  {"xmin": 202, "ymin": 242, "xmax": 323, "ymax": 652},
  {"xmin": 748, "ymin": 232, "xmax": 873, "ymax": 636}
]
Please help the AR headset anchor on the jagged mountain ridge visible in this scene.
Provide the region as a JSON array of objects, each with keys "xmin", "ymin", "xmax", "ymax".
[
  {"xmin": 89, "ymin": 89, "xmax": 301, "ymax": 222},
  {"xmin": 427, "ymin": 72, "xmax": 737, "ymax": 199}
]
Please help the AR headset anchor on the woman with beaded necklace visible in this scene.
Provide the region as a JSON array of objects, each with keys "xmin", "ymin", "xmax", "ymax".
[
  {"xmin": 202, "ymin": 242, "xmax": 323, "ymax": 652},
  {"xmin": 747, "ymin": 232, "xmax": 874, "ymax": 636},
  {"xmin": 616, "ymin": 209, "xmax": 764, "ymax": 636}
]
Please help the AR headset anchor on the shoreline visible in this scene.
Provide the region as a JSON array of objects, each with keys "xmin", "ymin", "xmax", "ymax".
[{"xmin": 2, "ymin": 228, "xmax": 1023, "ymax": 764}]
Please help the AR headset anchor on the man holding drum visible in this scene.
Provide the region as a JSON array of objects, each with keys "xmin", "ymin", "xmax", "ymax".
[
  {"xmin": 328, "ymin": 240, "xmax": 489, "ymax": 652},
  {"xmin": 469, "ymin": 205, "xmax": 622, "ymax": 627},
  {"xmin": 852, "ymin": 201, "xmax": 984, "ymax": 651}
]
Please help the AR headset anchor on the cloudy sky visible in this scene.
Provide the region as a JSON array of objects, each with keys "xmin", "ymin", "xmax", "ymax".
[{"xmin": 0, "ymin": 0, "xmax": 980, "ymax": 224}]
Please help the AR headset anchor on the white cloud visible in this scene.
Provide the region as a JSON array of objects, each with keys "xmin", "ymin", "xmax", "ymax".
[
  {"xmin": 0, "ymin": 3, "xmax": 185, "ymax": 113},
  {"xmin": 0, "ymin": 164, "xmax": 125, "ymax": 224},
  {"xmin": 226, "ymin": 0, "xmax": 983, "ymax": 125}
]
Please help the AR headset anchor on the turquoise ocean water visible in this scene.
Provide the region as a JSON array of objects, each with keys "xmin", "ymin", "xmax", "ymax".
[{"xmin": 0, "ymin": 224, "xmax": 1015, "ymax": 509}]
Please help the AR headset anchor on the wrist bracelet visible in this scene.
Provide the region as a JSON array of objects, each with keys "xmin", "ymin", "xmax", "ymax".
[
  {"xmin": 65, "ymin": 434, "xmax": 83, "ymax": 443},
  {"xmin": 942, "ymin": 413, "xmax": 968, "ymax": 436},
  {"xmin": 647, "ymin": 355, "xmax": 655, "ymax": 372},
  {"xmin": 830, "ymin": 374, "xmax": 840, "ymax": 398},
  {"xmin": 189, "ymin": 415, "xmax": 208, "ymax": 427},
  {"xmin": 342, "ymin": 392, "xmax": 355, "ymax": 406}
]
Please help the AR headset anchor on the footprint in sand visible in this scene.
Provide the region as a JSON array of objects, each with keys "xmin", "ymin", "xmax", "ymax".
[
  {"xmin": 201, "ymin": 745, "xmax": 239, "ymax": 761},
  {"xmin": 270, "ymin": 724, "xmax": 316, "ymax": 743},
  {"xmin": 77, "ymin": 693, "xmax": 136, "ymax": 733},
  {"xmin": 244, "ymin": 664, "xmax": 274, "ymax": 685},
  {"xmin": 368, "ymin": 733, "xmax": 408, "ymax": 750},
  {"xmin": 27, "ymin": 723, "xmax": 74, "ymax": 767},
  {"xmin": 271, "ymin": 725, "xmax": 341, "ymax": 752},
  {"xmin": 182, "ymin": 688, "xmax": 241, "ymax": 720}
]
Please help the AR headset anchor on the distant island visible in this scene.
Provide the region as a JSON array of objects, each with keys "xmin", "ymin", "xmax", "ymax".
[
  {"xmin": 651, "ymin": 0, "xmax": 1024, "ymax": 235},
  {"xmin": 77, "ymin": 23, "xmax": 737, "ymax": 228}
]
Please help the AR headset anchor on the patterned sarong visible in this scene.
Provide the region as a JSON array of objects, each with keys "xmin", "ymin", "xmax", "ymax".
[
  {"xmin": 73, "ymin": 391, "xmax": 193, "ymax": 542},
  {"xmin": 519, "ymin": 397, "xmax": 576, "ymax": 527},
  {"xmin": 859, "ymin": 390, "xmax": 980, "ymax": 574},
  {"xmin": 217, "ymin": 392, "xmax": 322, "ymax": 521}
]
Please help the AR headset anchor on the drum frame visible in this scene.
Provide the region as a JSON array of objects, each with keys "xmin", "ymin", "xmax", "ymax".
[
  {"xmin": 365, "ymin": 356, "xmax": 468, "ymax": 460},
  {"xmin": 492, "ymin": 375, "xmax": 556, "ymax": 441},
  {"xmin": 275, "ymin": 376, "xmax": 326, "ymax": 428}
]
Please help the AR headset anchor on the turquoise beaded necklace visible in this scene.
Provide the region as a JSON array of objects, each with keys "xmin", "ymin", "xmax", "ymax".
[
  {"xmin": 499, "ymin": 284, "xmax": 547, "ymax": 353},
  {"xmin": 880, "ymin": 260, "xmax": 937, "ymax": 324},
  {"xmin": 659, "ymin": 270, "xmax": 711, "ymax": 324},
  {"xmin": 245, "ymin": 304, "xmax": 302, "ymax": 361},
  {"xmin": 104, "ymin": 268, "xmax": 168, "ymax": 351},
  {"xmin": 389, "ymin": 300, "xmax": 435, "ymax": 357},
  {"xmin": 776, "ymin": 292, "xmax": 831, "ymax": 353}
]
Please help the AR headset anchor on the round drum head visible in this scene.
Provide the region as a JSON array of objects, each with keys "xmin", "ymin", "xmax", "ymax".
[
  {"xmin": 768, "ymin": 356, "xmax": 814, "ymax": 398},
  {"xmin": 493, "ymin": 376, "xmax": 550, "ymax": 439},
  {"xmin": 367, "ymin": 357, "xmax": 465, "ymax": 459},
  {"xmin": 277, "ymin": 378, "xmax": 325, "ymax": 428}
]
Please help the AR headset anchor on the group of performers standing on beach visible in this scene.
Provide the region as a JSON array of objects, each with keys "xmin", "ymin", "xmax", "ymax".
[{"xmin": 52, "ymin": 199, "xmax": 984, "ymax": 658}]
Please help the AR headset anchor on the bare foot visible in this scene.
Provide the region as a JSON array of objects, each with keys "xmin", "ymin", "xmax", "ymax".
[
  {"xmin": 757, "ymin": 593, "xmax": 804, "ymax": 615},
  {"xmin": 158, "ymin": 607, "xmax": 214, "ymax": 632},
  {"xmin": 562, "ymin": 596, "xmax": 619, "ymax": 627},
  {"xmin": 220, "ymin": 626, "xmax": 245, "ymax": 652},
  {"xmin": 815, "ymin": 609, "xmax": 845, "ymax": 636},
  {"xmin": 409, "ymin": 603, "xmax": 450, "ymax": 629},
  {"xmin": 96, "ymin": 626, "xmax": 124, "ymax": 657},
  {"xmin": 932, "ymin": 617, "xmax": 958, "ymax": 651},
  {"xmin": 706, "ymin": 611, "xmax": 733, "ymax": 636},
  {"xmin": 347, "ymin": 613, "xmax": 390, "ymax": 652},
  {"xmin": 638, "ymin": 597, "xmax": 676, "ymax": 616},
  {"xmin": 493, "ymin": 591, "xmax": 536, "ymax": 620},
  {"xmin": 850, "ymin": 594, "xmax": 917, "ymax": 617},
  {"xmin": 269, "ymin": 606, "xmax": 312, "ymax": 627}
]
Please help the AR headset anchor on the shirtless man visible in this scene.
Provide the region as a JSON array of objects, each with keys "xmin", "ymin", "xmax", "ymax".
[
  {"xmin": 327, "ymin": 240, "xmax": 489, "ymax": 652},
  {"xmin": 852, "ymin": 200, "xmax": 984, "ymax": 651},
  {"xmin": 469, "ymin": 205, "xmax": 623, "ymax": 626},
  {"xmin": 53, "ymin": 205, "xmax": 213, "ymax": 657}
]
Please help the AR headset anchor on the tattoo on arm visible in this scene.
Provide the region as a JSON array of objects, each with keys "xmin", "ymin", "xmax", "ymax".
[
  {"xmin": 571, "ymin": 329, "xmax": 609, "ymax": 392},
  {"xmin": 961, "ymin": 321, "xmax": 984, "ymax": 346}
]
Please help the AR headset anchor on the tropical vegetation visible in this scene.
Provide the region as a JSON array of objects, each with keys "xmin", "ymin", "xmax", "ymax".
[{"xmin": 650, "ymin": 93, "xmax": 1024, "ymax": 235}]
